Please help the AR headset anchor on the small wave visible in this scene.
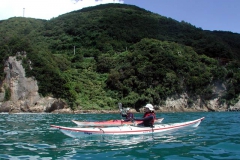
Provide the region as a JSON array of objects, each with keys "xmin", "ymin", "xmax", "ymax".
[{"xmin": 3, "ymin": 131, "xmax": 18, "ymax": 135}]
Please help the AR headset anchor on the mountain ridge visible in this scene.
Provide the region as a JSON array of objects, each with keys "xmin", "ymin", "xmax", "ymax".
[{"xmin": 0, "ymin": 3, "xmax": 239, "ymax": 111}]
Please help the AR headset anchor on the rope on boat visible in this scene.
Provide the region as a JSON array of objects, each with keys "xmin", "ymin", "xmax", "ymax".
[
  {"xmin": 151, "ymin": 125, "xmax": 155, "ymax": 139},
  {"xmin": 117, "ymin": 126, "xmax": 122, "ymax": 131},
  {"xmin": 99, "ymin": 128, "xmax": 105, "ymax": 134}
]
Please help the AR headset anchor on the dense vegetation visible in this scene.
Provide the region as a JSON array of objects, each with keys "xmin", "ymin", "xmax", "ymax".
[{"xmin": 0, "ymin": 4, "xmax": 240, "ymax": 110}]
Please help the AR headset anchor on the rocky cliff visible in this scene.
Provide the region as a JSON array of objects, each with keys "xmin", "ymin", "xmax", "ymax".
[
  {"xmin": 0, "ymin": 56, "xmax": 69, "ymax": 113},
  {"xmin": 158, "ymin": 92, "xmax": 228, "ymax": 112}
]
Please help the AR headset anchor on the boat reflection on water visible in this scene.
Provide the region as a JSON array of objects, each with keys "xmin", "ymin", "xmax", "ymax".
[
  {"xmin": 61, "ymin": 135, "xmax": 155, "ymax": 150},
  {"xmin": 61, "ymin": 127, "xmax": 199, "ymax": 148}
]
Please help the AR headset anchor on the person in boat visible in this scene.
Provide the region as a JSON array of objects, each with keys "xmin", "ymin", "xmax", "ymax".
[
  {"xmin": 121, "ymin": 107, "xmax": 134, "ymax": 121},
  {"xmin": 134, "ymin": 104, "xmax": 156, "ymax": 127}
]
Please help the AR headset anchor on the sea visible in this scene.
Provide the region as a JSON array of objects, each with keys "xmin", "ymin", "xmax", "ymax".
[{"xmin": 0, "ymin": 111, "xmax": 239, "ymax": 160}]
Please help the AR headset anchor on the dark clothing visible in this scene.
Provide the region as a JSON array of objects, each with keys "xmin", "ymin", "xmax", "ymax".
[
  {"xmin": 134, "ymin": 112, "xmax": 156, "ymax": 127},
  {"xmin": 142, "ymin": 112, "xmax": 156, "ymax": 119},
  {"xmin": 122, "ymin": 113, "xmax": 134, "ymax": 121}
]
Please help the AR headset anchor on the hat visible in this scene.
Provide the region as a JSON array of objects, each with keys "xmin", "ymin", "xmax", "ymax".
[
  {"xmin": 144, "ymin": 104, "xmax": 154, "ymax": 111},
  {"xmin": 126, "ymin": 107, "xmax": 130, "ymax": 111}
]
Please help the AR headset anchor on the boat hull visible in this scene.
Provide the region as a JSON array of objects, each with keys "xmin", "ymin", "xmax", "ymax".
[
  {"xmin": 72, "ymin": 118, "xmax": 164, "ymax": 126},
  {"xmin": 51, "ymin": 117, "xmax": 204, "ymax": 138}
]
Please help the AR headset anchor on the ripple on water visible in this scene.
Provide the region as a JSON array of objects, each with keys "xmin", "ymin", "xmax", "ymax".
[
  {"xmin": 190, "ymin": 141, "xmax": 240, "ymax": 160},
  {"xmin": 0, "ymin": 112, "xmax": 239, "ymax": 159},
  {"xmin": 15, "ymin": 143, "xmax": 56, "ymax": 151},
  {"xmin": 3, "ymin": 131, "xmax": 19, "ymax": 135}
]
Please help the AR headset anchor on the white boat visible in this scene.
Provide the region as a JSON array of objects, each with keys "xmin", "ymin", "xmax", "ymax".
[
  {"xmin": 51, "ymin": 117, "xmax": 204, "ymax": 138},
  {"xmin": 72, "ymin": 118, "xmax": 164, "ymax": 126}
]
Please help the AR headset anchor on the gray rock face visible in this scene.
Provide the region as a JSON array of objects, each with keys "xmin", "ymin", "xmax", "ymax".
[
  {"xmin": 0, "ymin": 56, "xmax": 65, "ymax": 113},
  {"xmin": 4, "ymin": 56, "xmax": 40, "ymax": 103},
  {"xmin": 161, "ymin": 92, "xmax": 228, "ymax": 112}
]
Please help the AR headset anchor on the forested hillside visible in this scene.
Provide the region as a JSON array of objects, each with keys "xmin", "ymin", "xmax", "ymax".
[{"xmin": 0, "ymin": 3, "xmax": 240, "ymax": 110}]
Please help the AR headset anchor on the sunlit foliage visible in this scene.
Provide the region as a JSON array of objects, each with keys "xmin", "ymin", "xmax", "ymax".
[{"xmin": 0, "ymin": 4, "xmax": 239, "ymax": 109}]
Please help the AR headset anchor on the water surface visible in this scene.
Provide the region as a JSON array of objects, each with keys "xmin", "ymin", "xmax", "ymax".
[{"xmin": 0, "ymin": 112, "xmax": 239, "ymax": 159}]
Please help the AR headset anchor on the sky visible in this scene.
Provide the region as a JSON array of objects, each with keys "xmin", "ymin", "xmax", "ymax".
[{"xmin": 0, "ymin": 0, "xmax": 239, "ymax": 34}]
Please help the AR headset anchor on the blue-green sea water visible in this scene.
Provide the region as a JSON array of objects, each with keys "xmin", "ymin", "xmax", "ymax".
[{"xmin": 0, "ymin": 112, "xmax": 239, "ymax": 160}]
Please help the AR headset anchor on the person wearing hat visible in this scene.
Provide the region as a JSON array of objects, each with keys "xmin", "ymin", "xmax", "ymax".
[
  {"xmin": 121, "ymin": 107, "xmax": 134, "ymax": 121},
  {"xmin": 134, "ymin": 104, "xmax": 156, "ymax": 127}
]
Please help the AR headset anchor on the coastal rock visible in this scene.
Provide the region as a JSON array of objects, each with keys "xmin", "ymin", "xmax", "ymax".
[
  {"xmin": 3, "ymin": 56, "xmax": 40, "ymax": 103},
  {"xmin": 0, "ymin": 56, "xmax": 64, "ymax": 113},
  {"xmin": 0, "ymin": 101, "xmax": 14, "ymax": 112},
  {"xmin": 159, "ymin": 90, "xmax": 227, "ymax": 112},
  {"xmin": 45, "ymin": 99, "xmax": 67, "ymax": 112},
  {"xmin": 228, "ymin": 96, "xmax": 240, "ymax": 111},
  {"xmin": 230, "ymin": 96, "xmax": 240, "ymax": 108}
]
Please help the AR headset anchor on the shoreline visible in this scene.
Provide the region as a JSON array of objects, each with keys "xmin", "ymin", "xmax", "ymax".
[{"xmin": 3, "ymin": 108, "xmax": 230, "ymax": 114}]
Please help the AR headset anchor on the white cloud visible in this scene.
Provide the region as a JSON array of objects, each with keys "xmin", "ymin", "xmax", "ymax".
[{"xmin": 0, "ymin": 0, "xmax": 124, "ymax": 20}]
